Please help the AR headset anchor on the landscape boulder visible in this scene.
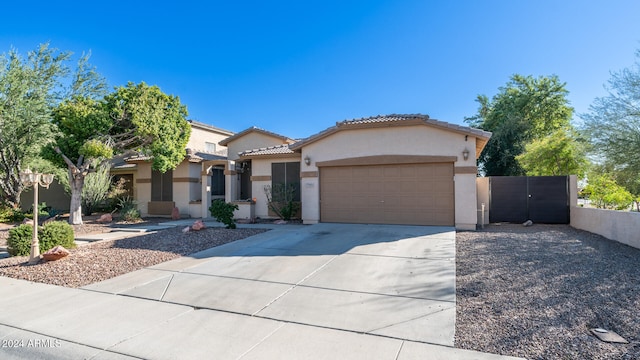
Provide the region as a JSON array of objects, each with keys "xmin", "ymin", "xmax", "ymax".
[
  {"xmin": 171, "ymin": 207, "xmax": 180, "ymax": 220},
  {"xmin": 191, "ymin": 220, "xmax": 205, "ymax": 231},
  {"xmin": 42, "ymin": 245, "xmax": 70, "ymax": 261},
  {"xmin": 96, "ymin": 213, "xmax": 113, "ymax": 223}
]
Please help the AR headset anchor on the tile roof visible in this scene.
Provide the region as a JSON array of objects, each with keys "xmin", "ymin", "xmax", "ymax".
[
  {"xmin": 290, "ymin": 113, "xmax": 492, "ymax": 150},
  {"xmin": 219, "ymin": 126, "xmax": 295, "ymax": 146},
  {"xmin": 239, "ymin": 144, "xmax": 296, "ymax": 158},
  {"xmin": 188, "ymin": 120, "xmax": 234, "ymax": 136},
  {"xmin": 125, "ymin": 149, "xmax": 227, "ymax": 164}
]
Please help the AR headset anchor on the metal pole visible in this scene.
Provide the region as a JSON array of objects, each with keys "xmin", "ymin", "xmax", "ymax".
[{"xmin": 29, "ymin": 181, "xmax": 40, "ymax": 264}]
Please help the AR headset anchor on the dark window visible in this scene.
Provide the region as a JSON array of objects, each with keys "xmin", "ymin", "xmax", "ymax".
[
  {"xmin": 239, "ymin": 161, "xmax": 252, "ymax": 199},
  {"xmin": 151, "ymin": 170, "xmax": 173, "ymax": 201},
  {"xmin": 271, "ymin": 162, "xmax": 300, "ymax": 201},
  {"xmin": 211, "ymin": 168, "xmax": 225, "ymax": 196}
]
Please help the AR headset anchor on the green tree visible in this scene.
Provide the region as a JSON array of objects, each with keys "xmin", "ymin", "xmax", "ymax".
[
  {"xmin": 582, "ymin": 49, "xmax": 640, "ymax": 197},
  {"xmin": 0, "ymin": 44, "xmax": 70, "ymax": 208},
  {"xmin": 516, "ymin": 127, "xmax": 589, "ymax": 177},
  {"xmin": 582, "ymin": 173, "xmax": 633, "ymax": 210},
  {"xmin": 46, "ymin": 82, "xmax": 191, "ymax": 224},
  {"xmin": 466, "ymin": 74, "xmax": 573, "ymax": 176}
]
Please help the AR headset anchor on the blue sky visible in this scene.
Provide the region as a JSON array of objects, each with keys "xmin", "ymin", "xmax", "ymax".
[{"xmin": 2, "ymin": 1, "xmax": 639, "ymax": 139}]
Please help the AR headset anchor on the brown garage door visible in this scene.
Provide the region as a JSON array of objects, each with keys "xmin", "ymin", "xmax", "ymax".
[{"xmin": 320, "ymin": 163, "xmax": 454, "ymax": 226}]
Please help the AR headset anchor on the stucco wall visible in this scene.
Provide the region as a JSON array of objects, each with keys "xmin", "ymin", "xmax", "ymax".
[
  {"xmin": 571, "ymin": 206, "xmax": 640, "ymax": 249},
  {"xmin": 476, "ymin": 177, "xmax": 490, "ymax": 226},
  {"xmin": 226, "ymin": 133, "xmax": 289, "ymax": 161},
  {"xmin": 172, "ymin": 161, "xmax": 201, "ymax": 217},
  {"xmin": 20, "ymin": 181, "xmax": 70, "ymax": 212},
  {"xmin": 299, "ymin": 125, "xmax": 479, "ymax": 229},
  {"xmin": 186, "ymin": 126, "xmax": 229, "ymax": 154},
  {"xmin": 136, "ymin": 163, "xmax": 153, "ymax": 216},
  {"xmin": 250, "ymin": 156, "xmax": 301, "ymax": 219}
]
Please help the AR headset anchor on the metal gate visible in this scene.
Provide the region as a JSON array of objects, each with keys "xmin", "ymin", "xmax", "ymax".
[{"xmin": 489, "ymin": 176, "xmax": 569, "ymax": 224}]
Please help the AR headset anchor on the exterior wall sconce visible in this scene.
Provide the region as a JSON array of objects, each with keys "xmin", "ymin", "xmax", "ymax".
[
  {"xmin": 19, "ymin": 169, "xmax": 55, "ymax": 264},
  {"xmin": 304, "ymin": 155, "xmax": 311, "ymax": 166},
  {"xmin": 462, "ymin": 148, "xmax": 470, "ymax": 161}
]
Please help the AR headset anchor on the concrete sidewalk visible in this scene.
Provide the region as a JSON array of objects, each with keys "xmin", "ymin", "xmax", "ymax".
[{"xmin": 0, "ymin": 222, "xmax": 525, "ymax": 359}]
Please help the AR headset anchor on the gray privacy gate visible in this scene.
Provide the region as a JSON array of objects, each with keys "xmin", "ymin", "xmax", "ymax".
[{"xmin": 489, "ymin": 176, "xmax": 569, "ymax": 224}]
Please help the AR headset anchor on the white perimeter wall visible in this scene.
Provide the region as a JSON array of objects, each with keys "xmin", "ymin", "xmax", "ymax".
[{"xmin": 571, "ymin": 207, "xmax": 640, "ymax": 249}]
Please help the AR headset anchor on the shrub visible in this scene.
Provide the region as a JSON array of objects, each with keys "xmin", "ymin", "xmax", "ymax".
[
  {"xmin": 7, "ymin": 224, "xmax": 33, "ymax": 256},
  {"xmin": 0, "ymin": 205, "xmax": 25, "ymax": 223},
  {"xmin": 6, "ymin": 221, "xmax": 75, "ymax": 257},
  {"xmin": 23, "ymin": 202, "xmax": 52, "ymax": 220},
  {"xmin": 118, "ymin": 196, "xmax": 141, "ymax": 222},
  {"xmin": 209, "ymin": 199, "xmax": 238, "ymax": 229},
  {"xmin": 82, "ymin": 163, "xmax": 112, "ymax": 216},
  {"xmin": 264, "ymin": 184, "xmax": 299, "ymax": 220},
  {"xmin": 39, "ymin": 221, "xmax": 75, "ymax": 251}
]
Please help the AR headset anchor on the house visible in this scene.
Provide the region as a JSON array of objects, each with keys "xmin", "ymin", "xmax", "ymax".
[
  {"xmin": 32, "ymin": 114, "xmax": 490, "ymax": 229},
  {"xmin": 205, "ymin": 114, "xmax": 491, "ymax": 230},
  {"xmin": 112, "ymin": 120, "xmax": 234, "ymax": 218}
]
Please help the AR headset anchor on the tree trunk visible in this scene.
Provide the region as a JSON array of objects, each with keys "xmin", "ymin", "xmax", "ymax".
[{"xmin": 68, "ymin": 172, "xmax": 85, "ymax": 225}]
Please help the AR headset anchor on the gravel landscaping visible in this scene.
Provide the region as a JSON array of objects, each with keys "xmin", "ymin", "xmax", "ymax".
[
  {"xmin": 3, "ymin": 218, "xmax": 640, "ymax": 359},
  {"xmin": 456, "ymin": 224, "xmax": 640, "ymax": 360},
  {"xmin": 0, "ymin": 218, "xmax": 267, "ymax": 288}
]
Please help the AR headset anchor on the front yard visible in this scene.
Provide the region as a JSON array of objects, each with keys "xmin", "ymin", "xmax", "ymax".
[{"xmin": 456, "ymin": 224, "xmax": 640, "ymax": 360}]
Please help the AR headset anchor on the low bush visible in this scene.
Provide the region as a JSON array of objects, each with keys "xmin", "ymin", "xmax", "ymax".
[
  {"xmin": 117, "ymin": 197, "xmax": 141, "ymax": 222},
  {"xmin": 7, "ymin": 221, "xmax": 75, "ymax": 257},
  {"xmin": 7, "ymin": 224, "xmax": 33, "ymax": 256},
  {"xmin": 0, "ymin": 205, "xmax": 25, "ymax": 223},
  {"xmin": 264, "ymin": 184, "xmax": 299, "ymax": 220},
  {"xmin": 39, "ymin": 221, "xmax": 75, "ymax": 251},
  {"xmin": 209, "ymin": 200, "xmax": 238, "ymax": 229}
]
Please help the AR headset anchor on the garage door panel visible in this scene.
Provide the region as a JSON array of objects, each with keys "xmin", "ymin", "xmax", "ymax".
[{"xmin": 320, "ymin": 163, "xmax": 454, "ymax": 226}]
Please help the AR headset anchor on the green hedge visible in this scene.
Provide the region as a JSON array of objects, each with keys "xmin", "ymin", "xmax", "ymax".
[{"xmin": 7, "ymin": 221, "xmax": 76, "ymax": 257}]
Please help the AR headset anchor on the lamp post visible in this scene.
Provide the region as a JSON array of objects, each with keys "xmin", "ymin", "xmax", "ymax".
[{"xmin": 19, "ymin": 169, "xmax": 54, "ymax": 265}]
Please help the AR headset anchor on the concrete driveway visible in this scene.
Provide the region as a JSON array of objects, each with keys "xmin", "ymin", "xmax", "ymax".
[
  {"xmin": 1, "ymin": 223, "xmax": 523, "ymax": 359},
  {"xmin": 89, "ymin": 224, "xmax": 454, "ymax": 342}
]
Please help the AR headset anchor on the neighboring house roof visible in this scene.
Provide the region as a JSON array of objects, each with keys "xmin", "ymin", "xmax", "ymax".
[
  {"xmin": 289, "ymin": 114, "xmax": 492, "ymax": 156},
  {"xmin": 238, "ymin": 144, "xmax": 298, "ymax": 159},
  {"xmin": 188, "ymin": 120, "xmax": 235, "ymax": 136},
  {"xmin": 124, "ymin": 149, "xmax": 226, "ymax": 164},
  {"xmin": 219, "ymin": 126, "xmax": 295, "ymax": 146},
  {"xmin": 185, "ymin": 149, "xmax": 227, "ymax": 163}
]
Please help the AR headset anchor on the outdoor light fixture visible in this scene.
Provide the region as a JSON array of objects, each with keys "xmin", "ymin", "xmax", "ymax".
[
  {"xmin": 462, "ymin": 148, "xmax": 470, "ymax": 161},
  {"xmin": 304, "ymin": 155, "xmax": 311, "ymax": 166},
  {"xmin": 19, "ymin": 169, "xmax": 54, "ymax": 264}
]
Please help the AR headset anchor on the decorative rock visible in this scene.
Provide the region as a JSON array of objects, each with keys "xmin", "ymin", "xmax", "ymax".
[
  {"xmin": 96, "ymin": 213, "xmax": 113, "ymax": 223},
  {"xmin": 591, "ymin": 328, "xmax": 629, "ymax": 343},
  {"xmin": 182, "ymin": 226, "xmax": 190, "ymax": 233},
  {"xmin": 171, "ymin": 207, "xmax": 180, "ymax": 220},
  {"xmin": 42, "ymin": 245, "xmax": 70, "ymax": 261},
  {"xmin": 274, "ymin": 220, "xmax": 288, "ymax": 225},
  {"xmin": 191, "ymin": 220, "xmax": 205, "ymax": 231},
  {"xmin": 22, "ymin": 218, "xmax": 34, "ymax": 225}
]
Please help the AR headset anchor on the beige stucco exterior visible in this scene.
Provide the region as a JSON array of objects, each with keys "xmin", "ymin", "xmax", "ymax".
[
  {"xmin": 113, "ymin": 114, "xmax": 490, "ymax": 227},
  {"xmin": 186, "ymin": 121, "xmax": 232, "ymax": 155},
  {"xmin": 225, "ymin": 132, "xmax": 292, "ymax": 161},
  {"xmin": 249, "ymin": 155, "xmax": 302, "ymax": 219},
  {"xmin": 126, "ymin": 121, "xmax": 233, "ymax": 218},
  {"xmin": 296, "ymin": 124, "xmax": 481, "ymax": 230}
]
